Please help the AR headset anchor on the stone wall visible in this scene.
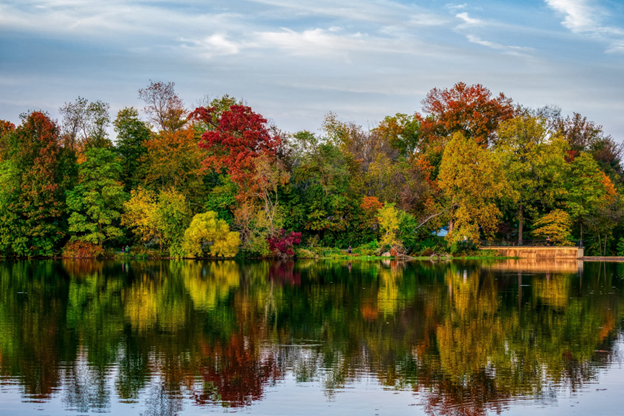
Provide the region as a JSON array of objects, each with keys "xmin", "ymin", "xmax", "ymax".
[{"xmin": 483, "ymin": 246, "xmax": 583, "ymax": 259}]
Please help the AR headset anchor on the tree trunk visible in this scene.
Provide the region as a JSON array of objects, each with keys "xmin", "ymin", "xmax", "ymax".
[{"xmin": 518, "ymin": 204, "xmax": 523, "ymax": 246}]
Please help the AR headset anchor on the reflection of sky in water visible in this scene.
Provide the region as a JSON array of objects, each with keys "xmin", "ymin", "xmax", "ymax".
[{"xmin": 1, "ymin": 260, "xmax": 624, "ymax": 415}]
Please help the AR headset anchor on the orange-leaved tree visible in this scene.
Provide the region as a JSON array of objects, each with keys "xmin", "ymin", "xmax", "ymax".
[{"xmin": 416, "ymin": 82, "xmax": 515, "ymax": 180}]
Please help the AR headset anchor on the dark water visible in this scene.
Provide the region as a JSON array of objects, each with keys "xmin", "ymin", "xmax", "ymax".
[{"xmin": 0, "ymin": 259, "xmax": 623, "ymax": 415}]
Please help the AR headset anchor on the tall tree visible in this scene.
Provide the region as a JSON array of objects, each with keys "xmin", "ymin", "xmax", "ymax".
[
  {"xmin": 189, "ymin": 105, "xmax": 281, "ymax": 201},
  {"xmin": 565, "ymin": 152, "xmax": 613, "ymax": 243},
  {"xmin": 0, "ymin": 112, "xmax": 72, "ymax": 256},
  {"xmin": 59, "ymin": 97, "xmax": 112, "ymax": 149},
  {"xmin": 495, "ymin": 115, "xmax": 569, "ymax": 244},
  {"xmin": 416, "ymin": 82, "xmax": 515, "ymax": 180},
  {"xmin": 66, "ymin": 147, "xmax": 127, "ymax": 247},
  {"xmin": 439, "ymin": 132, "xmax": 508, "ymax": 243},
  {"xmin": 138, "ymin": 80, "xmax": 186, "ymax": 132},
  {"xmin": 141, "ymin": 127, "xmax": 207, "ymax": 209},
  {"xmin": 114, "ymin": 107, "xmax": 151, "ymax": 191}
]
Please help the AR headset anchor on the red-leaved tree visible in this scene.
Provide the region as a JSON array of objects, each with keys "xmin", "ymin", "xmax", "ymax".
[
  {"xmin": 268, "ymin": 229, "xmax": 302, "ymax": 257},
  {"xmin": 189, "ymin": 105, "xmax": 281, "ymax": 201}
]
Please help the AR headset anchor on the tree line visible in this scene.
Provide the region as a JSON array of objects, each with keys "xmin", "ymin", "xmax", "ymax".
[{"xmin": 0, "ymin": 81, "xmax": 621, "ymax": 257}]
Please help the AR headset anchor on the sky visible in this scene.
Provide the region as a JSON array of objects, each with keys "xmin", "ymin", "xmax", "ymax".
[{"xmin": 0, "ymin": 0, "xmax": 623, "ymax": 138}]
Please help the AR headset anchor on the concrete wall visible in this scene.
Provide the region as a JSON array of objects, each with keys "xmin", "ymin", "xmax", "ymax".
[{"xmin": 483, "ymin": 246, "xmax": 583, "ymax": 259}]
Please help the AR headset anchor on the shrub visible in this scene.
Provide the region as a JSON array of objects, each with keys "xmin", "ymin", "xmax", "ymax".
[
  {"xmin": 268, "ymin": 229, "xmax": 302, "ymax": 257},
  {"xmin": 62, "ymin": 240, "xmax": 104, "ymax": 258}
]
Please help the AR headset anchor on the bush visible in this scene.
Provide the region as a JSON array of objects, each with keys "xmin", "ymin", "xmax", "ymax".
[
  {"xmin": 62, "ymin": 240, "xmax": 104, "ymax": 258},
  {"xmin": 449, "ymin": 240, "xmax": 478, "ymax": 255}
]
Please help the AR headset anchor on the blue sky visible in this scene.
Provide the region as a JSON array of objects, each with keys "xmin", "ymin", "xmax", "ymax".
[{"xmin": 0, "ymin": 0, "xmax": 623, "ymax": 137}]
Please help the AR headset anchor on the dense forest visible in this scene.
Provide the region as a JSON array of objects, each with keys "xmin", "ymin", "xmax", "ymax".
[{"xmin": 0, "ymin": 81, "xmax": 621, "ymax": 258}]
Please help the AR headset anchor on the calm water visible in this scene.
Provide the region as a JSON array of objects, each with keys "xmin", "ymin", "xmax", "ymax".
[{"xmin": 0, "ymin": 259, "xmax": 623, "ymax": 416}]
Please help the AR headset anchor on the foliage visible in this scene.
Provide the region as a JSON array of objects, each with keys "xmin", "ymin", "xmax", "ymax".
[
  {"xmin": 190, "ymin": 105, "xmax": 281, "ymax": 201},
  {"xmin": 268, "ymin": 229, "xmax": 302, "ymax": 257},
  {"xmin": 0, "ymin": 111, "xmax": 71, "ymax": 256},
  {"xmin": 182, "ymin": 211, "xmax": 240, "ymax": 258},
  {"xmin": 114, "ymin": 107, "xmax": 151, "ymax": 191},
  {"xmin": 141, "ymin": 127, "xmax": 207, "ymax": 208},
  {"xmin": 416, "ymin": 82, "xmax": 515, "ymax": 180},
  {"xmin": 617, "ymin": 237, "xmax": 624, "ymax": 256},
  {"xmin": 566, "ymin": 152, "xmax": 610, "ymax": 240},
  {"xmin": 439, "ymin": 132, "xmax": 508, "ymax": 243},
  {"xmin": 62, "ymin": 240, "xmax": 104, "ymax": 258},
  {"xmin": 532, "ymin": 209, "xmax": 573, "ymax": 246},
  {"xmin": 0, "ymin": 81, "xmax": 622, "ymax": 258},
  {"xmin": 122, "ymin": 187, "xmax": 191, "ymax": 255},
  {"xmin": 155, "ymin": 189, "xmax": 191, "ymax": 256},
  {"xmin": 495, "ymin": 115, "xmax": 569, "ymax": 243},
  {"xmin": 66, "ymin": 147, "xmax": 127, "ymax": 247},
  {"xmin": 138, "ymin": 80, "xmax": 186, "ymax": 132},
  {"xmin": 378, "ymin": 203, "xmax": 401, "ymax": 249},
  {"xmin": 59, "ymin": 96, "xmax": 112, "ymax": 149}
]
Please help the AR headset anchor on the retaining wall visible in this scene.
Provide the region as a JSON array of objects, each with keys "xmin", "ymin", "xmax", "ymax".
[{"xmin": 483, "ymin": 246, "xmax": 583, "ymax": 259}]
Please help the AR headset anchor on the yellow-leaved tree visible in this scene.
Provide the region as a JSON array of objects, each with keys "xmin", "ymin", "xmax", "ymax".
[
  {"xmin": 182, "ymin": 211, "xmax": 240, "ymax": 258},
  {"xmin": 378, "ymin": 203, "xmax": 401, "ymax": 249},
  {"xmin": 532, "ymin": 209, "xmax": 573, "ymax": 246},
  {"xmin": 439, "ymin": 132, "xmax": 509, "ymax": 243}
]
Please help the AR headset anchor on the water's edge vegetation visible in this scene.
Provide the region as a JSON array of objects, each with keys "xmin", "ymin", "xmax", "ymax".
[{"xmin": 1, "ymin": 81, "xmax": 621, "ymax": 260}]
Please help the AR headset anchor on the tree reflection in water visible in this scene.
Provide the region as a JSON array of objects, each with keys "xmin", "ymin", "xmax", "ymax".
[{"xmin": 0, "ymin": 259, "xmax": 621, "ymax": 415}]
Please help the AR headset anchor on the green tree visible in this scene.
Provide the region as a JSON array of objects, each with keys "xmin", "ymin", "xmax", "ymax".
[
  {"xmin": 565, "ymin": 152, "xmax": 609, "ymax": 242},
  {"xmin": 155, "ymin": 188, "xmax": 191, "ymax": 256},
  {"xmin": 495, "ymin": 115, "xmax": 569, "ymax": 244},
  {"xmin": 114, "ymin": 107, "xmax": 151, "ymax": 191},
  {"xmin": 66, "ymin": 147, "xmax": 127, "ymax": 247}
]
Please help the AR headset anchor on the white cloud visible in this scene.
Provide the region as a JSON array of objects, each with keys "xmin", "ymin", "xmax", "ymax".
[
  {"xmin": 465, "ymin": 35, "xmax": 533, "ymax": 55},
  {"xmin": 456, "ymin": 12, "xmax": 483, "ymax": 26},
  {"xmin": 179, "ymin": 34, "xmax": 241, "ymax": 58},
  {"xmin": 545, "ymin": 0, "xmax": 596, "ymax": 32},
  {"xmin": 453, "ymin": 12, "xmax": 530, "ymax": 55},
  {"xmin": 545, "ymin": 0, "xmax": 624, "ymax": 52}
]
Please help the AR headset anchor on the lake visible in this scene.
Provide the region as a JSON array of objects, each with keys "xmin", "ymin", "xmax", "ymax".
[{"xmin": 0, "ymin": 259, "xmax": 623, "ymax": 415}]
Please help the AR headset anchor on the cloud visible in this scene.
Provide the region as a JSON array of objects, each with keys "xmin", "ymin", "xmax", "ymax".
[
  {"xmin": 456, "ymin": 12, "xmax": 483, "ymax": 27},
  {"xmin": 545, "ymin": 0, "xmax": 596, "ymax": 32},
  {"xmin": 545, "ymin": 0, "xmax": 624, "ymax": 52},
  {"xmin": 179, "ymin": 34, "xmax": 241, "ymax": 58},
  {"xmin": 453, "ymin": 12, "xmax": 530, "ymax": 55}
]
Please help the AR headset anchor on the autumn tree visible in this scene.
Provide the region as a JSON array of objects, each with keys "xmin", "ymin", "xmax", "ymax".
[
  {"xmin": 531, "ymin": 209, "xmax": 573, "ymax": 246},
  {"xmin": 182, "ymin": 211, "xmax": 240, "ymax": 258},
  {"xmin": 121, "ymin": 187, "xmax": 161, "ymax": 246},
  {"xmin": 439, "ymin": 132, "xmax": 508, "ymax": 243},
  {"xmin": 59, "ymin": 97, "xmax": 112, "ymax": 149},
  {"xmin": 114, "ymin": 107, "xmax": 151, "ymax": 191},
  {"xmin": 253, "ymin": 155, "xmax": 290, "ymax": 238},
  {"xmin": 189, "ymin": 105, "xmax": 281, "ymax": 201},
  {"xmin": 140, "ymin": 127, "xmax": 207, "ymax": 209},
  {"xmin": 495, "ymin": 115, "xmax": 569, "ymax": 244},
  {"xmin": 373, "ymin": 113, "xmax": 421, "ymax": 158},
  {"xmin": 416, "ymin": 82, "xmax": 515, "ymax": 179},
  {"xmin": 378, "ymin": 203, "xmax": 401, "ymax": 249},
  {"xmin": 66, "ymin": 147, "xmax": 127, "ymax": 247},
  {"xmin": 138, "ymin": 80, "xmax": 186, "ymax": 132},
  {"xmin": 0, "ymin": 112, "xmax": 73, "ymax": 256},
  {"xmin": 122, "ymin": 187, "xmax": 190, "ymax": 255}
]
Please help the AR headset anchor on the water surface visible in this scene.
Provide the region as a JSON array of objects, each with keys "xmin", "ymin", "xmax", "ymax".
[{"xmin": 0, "ymin": 259, "xmax": 623, "ymax": 415}]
